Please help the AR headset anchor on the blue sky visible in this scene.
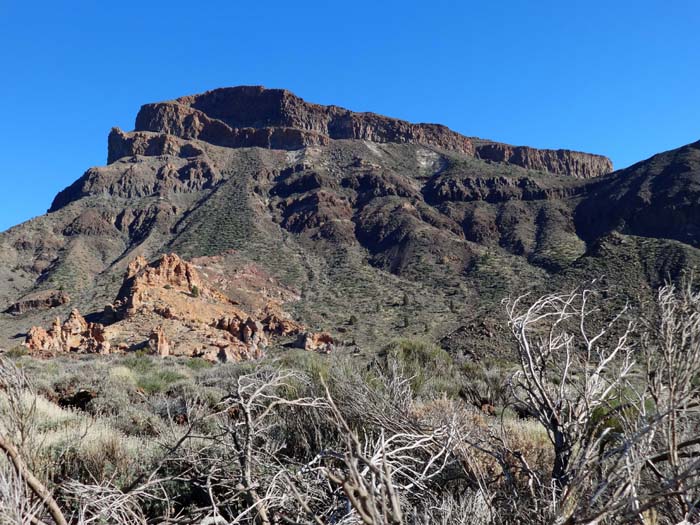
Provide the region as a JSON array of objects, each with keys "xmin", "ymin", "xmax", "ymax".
[{"xmin": 0, "ymin": 0, "xmax": 698, "ymax": 231}]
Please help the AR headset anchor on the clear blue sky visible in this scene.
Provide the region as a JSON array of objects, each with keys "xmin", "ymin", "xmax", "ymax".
[{"xmin": 1, "ymin": 0, "xmax": 698, "ymax": 231}]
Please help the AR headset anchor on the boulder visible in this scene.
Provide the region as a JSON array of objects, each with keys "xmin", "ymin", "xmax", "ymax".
[
  {"xmin": 149, "ymin": 326, "xmax": 170, "ymax": 357},
  {"xmin": 294, "ymin": 331, "xmax": 335, "ymax": 353}
]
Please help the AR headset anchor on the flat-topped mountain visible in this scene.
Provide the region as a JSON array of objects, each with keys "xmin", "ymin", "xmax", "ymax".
[
  {"xmin": 110, "ymin": 86, "xmax": 612, "ymax": 178},
  {"xmin": 0, "ymin": 87, "xmax": 697, "ymax": 360}
]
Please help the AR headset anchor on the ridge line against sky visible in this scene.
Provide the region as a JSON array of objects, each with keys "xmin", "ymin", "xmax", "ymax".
[{"xmin": 0, "ymin": 0, "xmax": 698, "ymax": 231}]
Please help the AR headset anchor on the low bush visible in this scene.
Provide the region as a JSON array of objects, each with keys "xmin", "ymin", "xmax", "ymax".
[{"xmin": 378, "ymin": 338, "xmax": 461, "ymax": 397}]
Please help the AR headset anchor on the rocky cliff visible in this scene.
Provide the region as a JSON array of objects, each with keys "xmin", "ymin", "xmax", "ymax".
[
  {"xmin": 108, "ymin": 86, "xmax": 611, "ymax": 179},
  {"xmin": 129, "ymin": 86, "xmax": 475, "ymax": 157},
  {"xmin": 474, "ymin": 142, "xmax": 613, "ymax": 180}
]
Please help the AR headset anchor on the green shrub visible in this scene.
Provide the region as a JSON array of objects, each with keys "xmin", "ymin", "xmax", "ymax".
[
  {"xmin": 121, "ymin": 354, "xmax": 157, "ymax": 374},
  {"xmin": 5, "ymin": 345, "xmax": 28, "ymax": 359},
  {"xmin": 136, "ymin": 369, "xmax": 186, "ymax": 395},
  {"xmin": 273, "ymin": 349, "xmax": 330, "ymax": 384},
  {"xmin": 379, "ymin": 339, "xmax": 460, "ymax": 398},
  {"xmin": 184, "ymin": 357, "xmax": 213, "ymax": 371}
]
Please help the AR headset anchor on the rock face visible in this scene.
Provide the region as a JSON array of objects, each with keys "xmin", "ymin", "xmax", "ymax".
[
  {"xmin": 5, "ymin": 290, "xmax": 70, "ymax": 315},
  {"xmin": 149, "ymin": 326, "xmax": 170, "ymax": 357},
  {"xmin": 294, "ymin": 331, "xmax": 335, "ymax": 353},
  {"xmin": 129, "ymin": 86, "xmax": 475, "ymax": 156},
  {"xmin": 105, "ymin": 86, "xmax": 610, "ymax": 179},
  {"xmin": 107, "ymin": 128, "xmax": 205, "ymax": 164},
  {"xmin": 50, "ymin": 154, "xmax": 221, "ymax": 212},
  {"xmin": 474, "ymin": 142, "xmax": 613, "ymax": 180},
  {"xmin": 113, "ymin": 253, "xmax": 219, "ymax": 316}
]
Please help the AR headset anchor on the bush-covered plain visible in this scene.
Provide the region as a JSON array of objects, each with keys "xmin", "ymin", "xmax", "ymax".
[{"xmin": 1, "ymin": 283, "xmax": 700, "ymax": 524}]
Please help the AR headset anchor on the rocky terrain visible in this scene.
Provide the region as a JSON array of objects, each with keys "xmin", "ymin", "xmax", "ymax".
[
  {"xmin": 0, "ymin": 86, "xmax": 698, "ymax": 361},
  {"xmin": 23, "ymin": 252, "xmax": 331, "ymax": 361}
]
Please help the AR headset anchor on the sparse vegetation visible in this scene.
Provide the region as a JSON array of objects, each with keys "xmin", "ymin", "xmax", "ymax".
[
  {"xmin": 1, "ymin": 280, "xmax": 698, "ymax": 523},
  {"xmin": 4, "ymin": 345, "xmax": 27, "ymax": 359}
]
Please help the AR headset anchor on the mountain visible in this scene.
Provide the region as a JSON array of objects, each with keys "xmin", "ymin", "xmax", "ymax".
[{"xmin": 1, "ymin": 86, "xmax": 698, "ymax": 360}]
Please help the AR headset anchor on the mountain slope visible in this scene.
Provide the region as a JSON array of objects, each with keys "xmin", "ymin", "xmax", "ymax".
[
  {"xmin": 0, "ymin": 86, "xmax": 697, "ymax": 360},
  {"xmin": 575, "ymin": 140, "xmax": 700, "ymax": 245}
]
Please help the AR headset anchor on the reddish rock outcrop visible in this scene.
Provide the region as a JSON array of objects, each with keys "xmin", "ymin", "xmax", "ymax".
[
  {"xmin": 24, "ymin": 253, "xmax": 330, "ymax": 363},
  {"xmin": 474, "ymin": 142, "xmax": 613, "ymax": 179},
  {"xmin": 294, "ymin": 331, "xmax": 335, "ymax": 353},
  {"xmin": 5, "ymin": 289, "xmax": 70, "ymax": 315},
  {"xmin": 24, "ymin": 309, "xmax": 110, "ymax": 355},
  {"xmin": 114, "ymin": 253, "xmax": 231, "ymax": 317},
  {"xmin": 24, "ymin": 326, "xmax": 54, "ymax": 353},
  {"xmin": 213, "ymin": 315, "xmax": 268, "ymax": 351},
  {"xmin": 149, "ymin": 326, "xmax": 170, "ymax": 357},
  {"xmin": 259, "ymin": 304, "xmax": 304, "ymax": 336}
]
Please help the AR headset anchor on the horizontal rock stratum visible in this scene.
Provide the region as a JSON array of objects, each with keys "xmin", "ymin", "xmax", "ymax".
[{"xmin": 108, "ymin": 85, "xmax": 612, "ymax": 179}]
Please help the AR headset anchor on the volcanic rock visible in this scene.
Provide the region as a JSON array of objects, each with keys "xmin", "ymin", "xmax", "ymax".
[
  {"xmin": 474, "ymin": 142, "xmax": 613, "ymax": 180},
  {"xmin": 23, "ymin": 253, "xmax": 328, "ymax": 363},
  {"xmin": 149, "ymin": 326, "xmax": 170, "ymax": 357},
  {"xmin": 113, "ymin": 253, "xmax": 218, "ymax": 316},
  {"xmin": 58, "ymin": 389, "xmax": 97, "ymax": 411},
  {"xmin": 50, "ymin": 155, "xmax": 221, "ymax": 212},
  {"xmin": 107, "ymin": 128, "xmax": 206, "ymax": 164},
  {"xmin": 101, "ymin": 86, "xmax": 610, "ymax": 180},
  {"xmin": 24, "ymin": 309, "xmax": 110, "ymax": 355},
  {"xmin": 294, "ymin": 331, "xmax": 335, "ymax": 353},
  {"xmin": 5, "ymin": 289, "xmax": 70, "ymax": 315},
  {"xmin": 259, "ymin": 304, "xmax": 304, "ymax": 336},
  {"xmin": 131, "ymin": 86, "xmax": 474, "ymax": 156}
]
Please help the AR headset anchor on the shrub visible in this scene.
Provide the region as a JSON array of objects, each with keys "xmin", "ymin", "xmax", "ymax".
[
  {"xmin": 183, "ymin": 357, "xmax": 213, "ymax": 371},
  {"xmin": 378, "ymin": 338, "xmax": 460, "ymax": 397},
  {"xmin": 136, "ymin": 369, "xmax": 186, "ymax": 395},
  {"xmin": 121, "ymin": 354, "xmax": 156, "ymax": 375},
  {"xmin": 4, "ymin": 345, "xmax": 28, "ymax": 359}
]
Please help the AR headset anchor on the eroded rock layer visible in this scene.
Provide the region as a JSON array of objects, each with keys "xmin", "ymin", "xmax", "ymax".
[
  {"xmin": 107, "ymin": 86, "xmax": 611, "ymax": 179},
  {"xmin": 474, "ymin": 142, "xmax": 612, "ymax": 180},
  {"xmin": 5, "ymin": 290, "xmax": 70, "ymax": 315}
]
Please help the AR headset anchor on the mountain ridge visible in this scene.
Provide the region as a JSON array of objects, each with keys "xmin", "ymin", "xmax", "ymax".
[
  {"xmin": 109, "ymin": 85, "xmax": 612, "ymax": 178},
  {"xmin": 0, "ymin": 87, "xmax": 697, "ymax": 362}
]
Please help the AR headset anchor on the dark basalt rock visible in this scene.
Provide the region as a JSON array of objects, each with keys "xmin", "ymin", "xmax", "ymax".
[{"xmin": 108, "ymin": 85, "xmax": 611, "ymax": 179}]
